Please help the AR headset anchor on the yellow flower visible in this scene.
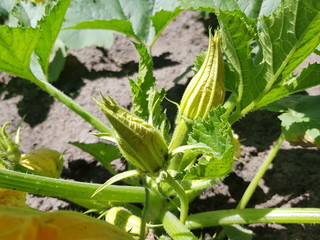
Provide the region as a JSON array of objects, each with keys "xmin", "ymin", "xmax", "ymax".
[{"xmin": 0, "ymin": 205, "xmax": 135, "ymax": 240}]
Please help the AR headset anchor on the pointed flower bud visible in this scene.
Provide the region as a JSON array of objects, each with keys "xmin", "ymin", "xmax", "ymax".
[
  {"xmin": 178, "ymin": 30, "xmax": 224, "ymax": 121},
  {"xmin": 95, "ymin": 95, "xmax": 168, "ymax": 174},
  {"xmin": 19, "ymin": 148, "xmax": 64, "ymax": 178},
  {"xmin": 0, "ymin": 123, "xmax": 21, "ymax": 170}
]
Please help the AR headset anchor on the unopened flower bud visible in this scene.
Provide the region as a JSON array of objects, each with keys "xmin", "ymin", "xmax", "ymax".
[
  {"xmin": 19, "ymin": 148, "xmax": 64, "ymax": 178},
  {"xmin": 178, "ymin": 30, "xmax": 224, "ymax": 121},
  {"xmin": 95, "ymin": 95, "xmax": 168, "ymax": 174}
]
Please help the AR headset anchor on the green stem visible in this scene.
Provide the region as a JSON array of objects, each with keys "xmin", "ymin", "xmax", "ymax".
[
  {"xmin": 161, "ymin": 171, "xmax": 189, "ymax": 224},
  {"xmin": 237, "ymin": 133, "xmax": 285, "ymax": 209},
  {"xmin": 186, "ymin": 208, "xmax": 320, "ymax": 229},
  {"xmin": 139, "ymin": 187, "xmax": 149, "ymax": 240},
  {"xmin": 29, "ymin": 78, "xmax": 111, "ymax": 133},
  {"xmin": 163, "ymin": 211, "xmax": 198, "ymax": 240},
  {"xmin": 217, "ymin": 133, "xmax": 285, "ymax": 239},
  {"xmin": 168, "ymin": 120, "xmax": 191, "ymax": 170},
  {"xmin": 0, "ymin": 168, "xmax": 152, "ymax": 203}
]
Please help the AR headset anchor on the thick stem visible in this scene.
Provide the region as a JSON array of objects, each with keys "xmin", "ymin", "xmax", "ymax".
[
  {"xmin": 186, "ymin": 208, "xmax": 320, "ymax": 229},
  {"xmin": 0, "ymin": 168, "xmax": 151, "ymax": 203},
  {"xmin": 29, "ymin": 78, "xmax": 111, "ymax": 133}
]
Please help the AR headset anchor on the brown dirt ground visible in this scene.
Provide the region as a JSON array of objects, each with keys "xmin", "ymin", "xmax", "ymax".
[{"xmin": 1, "ymin": 10, "xmax": 320, "ymax": 240}]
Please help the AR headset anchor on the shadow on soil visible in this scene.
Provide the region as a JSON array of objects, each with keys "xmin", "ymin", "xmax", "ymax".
[{"xmin": 1, "ymin": 50, "xmax": 179, "ymax": 127}]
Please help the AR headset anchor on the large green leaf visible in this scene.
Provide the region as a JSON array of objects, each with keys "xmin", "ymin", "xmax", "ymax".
[
  {"xmin": 58, "ymin": 29, "xmax": 114, "ymax": 50},
  {"xmin": 255, "ymin": 63, "xmax": 320, "ymax": 109},
  {"xmin": 265, "ymin": 95, "xmax": 320, "ymax": 148},
  {"xmin": 62, "ymin": 0, "xmax": 181, "ymax": 46},
  {"xmin": 219, "ymin": 0, "xmax": 320, "ymax": 118},
  {"xmin": 0, "ymin": 0, "xmax": 15, "ymax": 18},
  {"xmin": 10, "ymin": 1, "xmax": 45, "ymax": 27},
  {"xmin": 35, "ymin": 0, "xmax": 71, "ymax": 77},
  {"xmin": 179, "ymin": 0, "xmax": 280, "ymax": 18},
  {"xmin": 0, "ymin": 0, "xmax": 71, "ymax": 81},
  {"xmin": 178, "ymin": 107, "xmax": 234, "ymax": 180},
  {"xmin": 0, "ymin": 26, "xmax": 40, "ymax": 80}
]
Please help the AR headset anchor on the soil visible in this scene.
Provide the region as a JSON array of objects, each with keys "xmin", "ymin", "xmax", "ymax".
[{"xmin": 1, "ymin": 10, "xmax": 320, "ymax": 240}]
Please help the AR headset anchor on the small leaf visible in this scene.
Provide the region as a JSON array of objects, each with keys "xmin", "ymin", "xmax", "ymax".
[
  {"xmin": 147, "ymin": 88, "xmax": 170, "ymax": 141},
  {"xmin": 179, "ymin": 107, "xmax": 234, "ymax": 180},
  {"xmin": 70, "ymin": 142, "xmax": 121, "ymax": 175}
]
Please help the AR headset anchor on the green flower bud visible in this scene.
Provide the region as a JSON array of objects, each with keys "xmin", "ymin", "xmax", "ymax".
[
  {"xmin": 95, "ymin": 95, "xmax": 168, "ymax": 174},
  {"xmin": 178, "ymin": 30, "xmax": 224, "ymax": 121},
  {"xmin": 19, "ymin": 148, "xmax": 64, "ymax": 178},
  {"xmin": 0, "ymin": 123, "xmax": 21, "ymax": 169}
]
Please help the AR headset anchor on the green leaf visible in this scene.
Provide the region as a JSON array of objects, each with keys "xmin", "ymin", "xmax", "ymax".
[
  {"xmin": 179, "ymin": 0, "xmax": 280, "ymax": 18},
  {"xmin": 129, "ymin": 43, "xmax": 170, "ymax": 137},
  {"xmin": 48, "ymin": 39, "xmax": 66, "ymax": 83},
  {"xmin": 11, "ymin": 1, "xmax": 45, "ymax": 27},
  {"xmin": 255, "ymin": 63, "xmax": 320, "ymax": 109},
  {"xmin": 0, "ymin": 0, "xmax": 71, "ymax": 81},
  {"xmin": 265, "ymin": 95, "xmax": 320, "ymax": 148},
  {"xmin": 63, "ymin": 0, "xmax": 180, "ymax": 45},
  {"xmin": 58, "ymin": 29, "xmax": 114, "ymax": 50},
  {"xmin": 147, "ymin": 88, "xmax": 170, "ymax": 141},
  {"xmin": 224, "ymin": 225, "xmax": 253, "ymax": 240},
  {"xmin": 129, "ymin": 43, "xmax": 156, "ymax": 120},
  {"xmin": 69, "ymin": 142, "xmax": 121, "ymax": 175},
  {"xmin": 0, "ymin": 26, "xmax": 41, "ymax": 80},
  {"xmin": 180, "ymin": 107, "xmax": 234, "ymax": 180},
  {"xmin": 0, "ymin": 0, "xmax": 15, "ymax": 18},
  {"xmin": 192, "ymin": 51, "xmax": 206, "ymax": 74},
  {"xmin": 219, "ymin": 0, "xmax": 320, "ymax": 118},
  {"xmin": 35, "ymin": 0, "xmax": 71, "ymax": 78}
]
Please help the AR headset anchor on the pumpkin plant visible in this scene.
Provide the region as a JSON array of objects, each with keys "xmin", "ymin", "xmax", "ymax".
[{"xmin": 1, "ymin": 0, "xmax": 320, "ymax": 239}]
